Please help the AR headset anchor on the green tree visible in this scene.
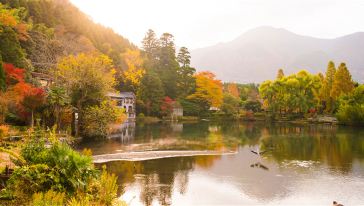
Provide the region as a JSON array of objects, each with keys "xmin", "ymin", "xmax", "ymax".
[
  {"xmin": 176, "ymin": 47, "xmax": 196, "ymax": 98},
  {"xmin": 0, "ymin": 26, "xmax": 27, "ymax": 68},
  {"xmin": 47, "ymin": 85, "xmax": 69, "ymax": 129},
  {"xmin": 142, "ymin": 29, "xmax": 159, "ymax": 60},
  {"xmin": 221, "ymin": 93, "xmax": 241, "ymax": 116},
  {"xmin": 177, "ymin": 47, "xmax": 191, "ymax": 67},
  {"xmin": 157, "ymin": 33, "xmax": 179, "ymax": 98},
  {"xmin": 138, "ymin": 71, "xmax": 165, "ymax": 116},
  {"xmin": 336, "ymin": 85, "xmax": 364, "ymax": 125}
]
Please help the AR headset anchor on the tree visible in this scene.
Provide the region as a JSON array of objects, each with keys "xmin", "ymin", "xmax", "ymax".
[
  {"xmin": 176, "ymin": 47, "xmax": 195, "ymax": 98},
  {"xmin": 82, "ymin": 100, "xmax": 125, "ymax": 137},
  {"xmin": 138, "ymin": 71, "xmax": 164, "ymax": 116},
  {"xmin": 331, "ymin": 63, "xmax": 354, "ymax": 100},
  {"xmin": 3, "ymin": 62, "xmax": 24, "ymax": 85},
  {"xmin": 160, "ymin": 96, "xmax": 174, "ymax": 117},
  {"xmin": 336, "ymin": 85, "xmax": 364, "ymax": 125},
  {"xmin": 22, "ymin": 87, "xmax": 46, "ymax": 127},
  {"xmin": 120, "ymin": 49, "xmax": 145, "ymax": 92},
  {"xmin": 157, "ymin": 33, "xmax": 179, "ymax": 98},
  {"xmin": 177, "ymin": 47, "xmax": 191, "ymax": 67},
  {"xmin": 187, "ymin": 71, "xmax": 223, "ymax": 111},
  {"xmin": 221, "ymin": 93, "xmax": 241, "ymax": 116},
  {"xmin": 142, "ymin": 29, "xmax": 159, "ymax": 60},
  {"xmin": 54, "ymin": 53, "xmax": 116, "ymax": 136},
  {"xmin": 321, "ymin": 61, "xmax": 336, "ymax": 113},
  {"xmin": 0, "ymin": 55, "xmax": 5, "ymax": 91},
  {"xmin": 226, "ymin": 83, "xmax": 239, "ymax": 98},
  {"xmin": 276, "ymin": 68, "xmax": 284, "ymax": 79},
  {"xmin": 259, "ymin": 70, "xmax": 322, "ymax": 118},
  {"xmin": 47, "ymin": 85, "xmax": 69, "ymax": 129}
]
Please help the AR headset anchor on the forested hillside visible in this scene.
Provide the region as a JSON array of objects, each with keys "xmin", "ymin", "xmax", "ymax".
[{"xmin": 0, "ymin": 0, "xmax": 135, "ymax": 73}]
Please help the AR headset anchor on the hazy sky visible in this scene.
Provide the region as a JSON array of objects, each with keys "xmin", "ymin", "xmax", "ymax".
[{"xmin": 70, "ymin": 0, "xmax": 364, "ymax": 49}]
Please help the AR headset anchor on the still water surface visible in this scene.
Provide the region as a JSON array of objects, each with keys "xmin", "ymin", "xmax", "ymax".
[{"xmin": 77, "ymin": 121, "xmax": 364, "ymax": 206}]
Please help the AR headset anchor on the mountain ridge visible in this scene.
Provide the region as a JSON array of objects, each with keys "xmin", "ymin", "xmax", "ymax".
[{"xmin": 191, "ymin": 26, "xmax": 364, "ymax": 83}]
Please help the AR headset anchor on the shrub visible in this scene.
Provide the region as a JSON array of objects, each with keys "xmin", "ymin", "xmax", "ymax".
[
  {"xmin": 82, "ymin": 100, "xmax": 125, "ymax": 138},
  {"xmin": 32, "ymin": 190, "xmax": 66, "ymax": 206},
  {"xmin": 0, "ymin": 124, "xmax": 9, "ymax": 139}
]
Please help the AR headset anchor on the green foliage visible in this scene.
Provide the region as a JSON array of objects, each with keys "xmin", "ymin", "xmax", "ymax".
[
  {"xmin": 221, "ymin": 93, "xmax": 241, "ymax": 116},
  {"xmin": 82, "ymin": 100, "xmax": 125, "ymax": 138},
  {"xmin": 138, "ymin": 71, "xmax": 165, "ymax": 116},
  {"xmin": 260, "ymin": 70, "xmax": 322, "ymax": 118},
  {"xmin": 0, "ymin": 26, "xmax": 27, "ymax": 68},
  {"xmin": 243, "ymin": 100, "xmax": 262, "ymax": 112},
  {"xmin": 1, "ymin": 129, "xmax": 123, "ymax": 205},
  {"xmin": 32, "ymin": 190, "xmax": 65, "ymax": 206},
  {"xmin": 336, "ymin": 85, "xmax": 364, "ymax": 125}
]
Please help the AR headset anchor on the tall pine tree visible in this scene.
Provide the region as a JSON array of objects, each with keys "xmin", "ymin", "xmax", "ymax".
[
  {"xmin": 331, "ymin": 63, "xmax": 354, "ymax": 100},
  {"xmin": 321, "ymin": 61, "xmax": 336, "ymax": 113},
  {"xmin": 177, "ymin": 47, "xmax": 195, "ymax": 98}
]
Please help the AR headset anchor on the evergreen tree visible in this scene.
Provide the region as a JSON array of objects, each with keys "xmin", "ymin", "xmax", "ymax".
[
  {"xmin": 157, "ymin": 33, "xmax": 179, "ymax": 98},
  {"xmin": 276, "ymin": 68, "xmax": 284, "ymax": 79},
  {"xmin": 331, "ymin": 63, "xmax": 354, "ymax": 100},
  {"xmin": 0, "ymin": 25, "xmax": 27, "ymax": 69},
  {"xmin": 177, "ymin": 47, "xmax": 191, "ymax": 67},
  {"xmin": 138, "ymin": 71, "xmax": 165, "ymax": 116},
  {"xmin": 176, "ymin": 47, "xmax": 195, "ymax": 98},
  {"xmin": 142, "ymin": 29, "xmax": 159, "ymax": 60},
  {"xmin": 0, "ymin": 55, "xmax": 5, "ymax": 91},
  {"xmin": 321, "ymin": 61, "xmax": 336, "ymax": 113}
]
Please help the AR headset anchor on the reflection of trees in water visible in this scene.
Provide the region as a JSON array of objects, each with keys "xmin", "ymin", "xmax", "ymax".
[
  {"xmin": 94, "ymin": 122, "xmax": 364, "ymax": 205},
  {"xmin": 100, "ymin": 156, "xmax": 220, "ymax": 206},
  {"xmin": 259, "ymin": 124, "xmax": 364, "ymax": 173}
]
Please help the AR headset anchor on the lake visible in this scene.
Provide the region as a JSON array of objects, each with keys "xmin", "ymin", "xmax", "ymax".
[{"xmin": 77, "ymin": 121, "xmax": 364, "ymax": 206}]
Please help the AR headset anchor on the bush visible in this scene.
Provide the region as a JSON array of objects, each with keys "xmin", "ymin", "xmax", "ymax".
[
  {"xmin": 1, "ymin": 130, "xmax": 125, "ymax": 205},
  {"xmin": 82, "ymin": 100, "xmax": 125, "ymax": 138},
  {"xmin": 0, "ymin": 124, "xmax": 9, "ymax": 139},
  {"xmin": 336, "ymin": 104, "xmax": 364, "ymax": 125},
  {"xmin": 32, "ymin": 190, "xmax": 66, "ymax": 206}
]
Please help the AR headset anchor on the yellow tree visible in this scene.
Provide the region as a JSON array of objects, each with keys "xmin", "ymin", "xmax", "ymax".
[
  {"xmin": 121, "ymin": 49, "xmax": 145, "ymax": 92},
  {"xmin": 331, "ymin": 63, "xmax": 354, "ymax": 100},
  {"xmin": 188, "ymin": 71, "xmax": 223, "ymax": 108},
  {"xmin": 54, "ymin": 53, "xmax": 116, "ymax": 136}
]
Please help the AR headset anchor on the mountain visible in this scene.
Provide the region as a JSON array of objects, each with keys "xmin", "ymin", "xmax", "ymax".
[
  {"xmin": 0, "ymin": 0, "xmax": 135, "ymax": 72},
  {"xmin": 191, "ymin": 26, "xmax": 364, "ymax": 83}
]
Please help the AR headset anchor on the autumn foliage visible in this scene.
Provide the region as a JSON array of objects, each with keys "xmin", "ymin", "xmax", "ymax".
[{"xmin": 2, "ymin": 63, "xmax": 45, "ymax": 124}]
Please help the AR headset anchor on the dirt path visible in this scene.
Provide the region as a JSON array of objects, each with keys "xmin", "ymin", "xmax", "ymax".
[{"xmin": 93, "ymin": 150, "xmax": 237, "ymax": 163}]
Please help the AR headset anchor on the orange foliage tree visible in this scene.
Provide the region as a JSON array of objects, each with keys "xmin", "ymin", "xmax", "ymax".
[
  {"xmin": 3, "ymin": 63, "xmax": 45, "ymax": 126},
  {"xmin": 187, "ymin": 71, "xmax": 223, "ymax": 108},
  {"xmin": 226, "ymin": 83, "xmax": 240, "ymax": 98}
]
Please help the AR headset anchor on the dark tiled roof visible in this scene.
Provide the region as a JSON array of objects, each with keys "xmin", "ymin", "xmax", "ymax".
[{"xmin": 107, "ymin": 92, "xmax": 135, "ymax": 98}]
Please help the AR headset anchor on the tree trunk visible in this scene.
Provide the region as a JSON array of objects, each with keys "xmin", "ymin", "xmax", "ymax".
[{"xmin": 30, "ymin": 110, "xmax": 34, "ymax": 128}]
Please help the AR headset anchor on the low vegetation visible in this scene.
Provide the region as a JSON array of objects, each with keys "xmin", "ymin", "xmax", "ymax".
[{"xmin": 0, "ymin": 129, "xmax": 126, "ymax": 205}]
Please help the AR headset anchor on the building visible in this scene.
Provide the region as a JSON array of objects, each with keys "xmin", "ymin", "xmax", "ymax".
[
  {"xmin": 107, "ymin": 92, "xmax": 136, "ymax": 121},
  {"xmin": 31, "ymin": 72, "xmax": 53, "ymax": 88},
  {"xmin": 171, "ymin": 102, "xmax": 183, "ymax": 119}
]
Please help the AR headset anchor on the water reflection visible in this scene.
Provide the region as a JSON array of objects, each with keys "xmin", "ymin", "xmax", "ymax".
[{"xmin": 79, "ymin": 121, "xmax": 364, "ymax": 205}]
